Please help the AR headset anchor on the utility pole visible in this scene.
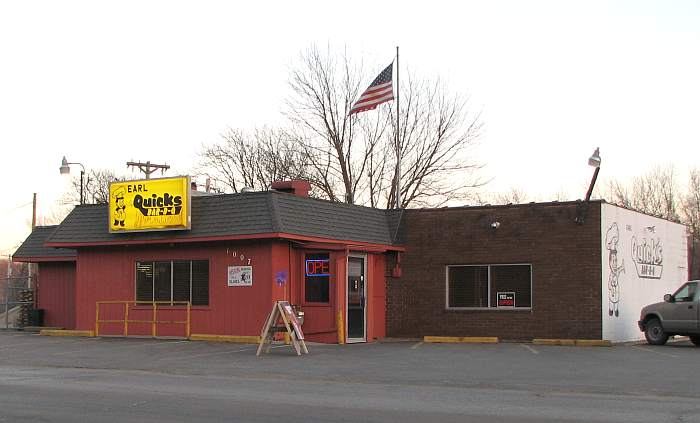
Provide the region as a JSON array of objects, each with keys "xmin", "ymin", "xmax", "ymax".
[
  {"xmin": 126, "ymin": 161, "xmax": 170, "ymax": 179},
  {"xmin": 31, "ymin": 193, "xmax": 36, "ymax": 230},
  {"xmin": 28, "ymin": 193, "xmax": 36, "ymax": 289},
  {"xmin": 5, "ymin": 254, "xmax": 10, "ymax": 329}
]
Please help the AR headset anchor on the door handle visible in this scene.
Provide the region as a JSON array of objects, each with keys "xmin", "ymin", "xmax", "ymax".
[{"xmin": 689, "ymin": 305, "xmax": 694, "ymax": 309}]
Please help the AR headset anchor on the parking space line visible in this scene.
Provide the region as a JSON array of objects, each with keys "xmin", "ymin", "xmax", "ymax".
[
  {"xmin": 520, "ymin": 343, "xmax": 539, "ymax": 354},
  {"xmin": 410, "ymin": 341, "xmax": 423, "ymax": 350},
  {"xmin": 0, "ymin": 340, "xmax": 73, "ymax": 350},
  {"xmin": 107, "ymin": 340, "xmax": 190, "ymax": 350},
  {"xmin": 631, "ymin": 345, "xmax": 679, "ymax": 358},
  {"xmin": 158, "ymin": 344, "xmax": 289, "ymax": 361},
  {"xmin": 157, "ymin": 346, "xmax": 255, "ymax": 361},
  {"xmin": 51, "ymin": 340, "xmax": 191, "ymax": 356}
]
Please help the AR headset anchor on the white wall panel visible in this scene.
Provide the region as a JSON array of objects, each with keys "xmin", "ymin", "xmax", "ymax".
[{"xmin": 601, "ymin": 203, "xmax": 688, "ymax": 341}]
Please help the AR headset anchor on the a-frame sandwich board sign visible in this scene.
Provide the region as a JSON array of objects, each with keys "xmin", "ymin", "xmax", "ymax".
[{"xmin": 256, "ymin": 301, "xmax": 309, "ymax": 356}]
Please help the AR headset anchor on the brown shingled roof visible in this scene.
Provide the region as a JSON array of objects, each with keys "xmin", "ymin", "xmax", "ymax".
[
  {"xmin": 44, "ymin": 191, "xmax": 404, "ymax": 248},
  {"xmin": 13, "ymin": 226, "xmax": 76, "ymax": 262}
]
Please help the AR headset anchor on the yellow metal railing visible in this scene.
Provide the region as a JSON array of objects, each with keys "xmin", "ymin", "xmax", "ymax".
[{"xmin": 95, "ymin": 301, "xmax": 191, "ymax": 338}]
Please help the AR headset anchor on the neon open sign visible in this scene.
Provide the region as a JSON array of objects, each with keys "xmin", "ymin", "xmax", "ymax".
[{"xmin": 305, "ymin": 259, "xmax": 330, "ymax": 277}]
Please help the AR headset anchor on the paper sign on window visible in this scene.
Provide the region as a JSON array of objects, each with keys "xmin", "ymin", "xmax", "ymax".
[
  {"xmin": 497, "ymin": 292, "xmax": 515, "ymax": 308},
  {"xmin": 228, "ymin": 265, "xmax": 253, "ymax": 287}
]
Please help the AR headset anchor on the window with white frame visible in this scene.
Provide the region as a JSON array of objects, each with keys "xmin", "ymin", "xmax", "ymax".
[
  {"xmin": 447, "ymin": 264, "xmax": 532, "ymax": 309},
  {"xmin": 136, "ymin": 260, "xmax": 209, "ymax": 306}
]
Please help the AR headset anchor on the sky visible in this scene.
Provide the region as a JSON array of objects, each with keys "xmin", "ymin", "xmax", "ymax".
[{"xmin": 1, "ymin": 0, "xmax": 699, "ymax": 255}]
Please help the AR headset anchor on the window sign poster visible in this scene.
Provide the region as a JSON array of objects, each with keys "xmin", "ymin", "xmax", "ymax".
[
  {"xmin": 228, "ymin": 265, "xmax": 253, "ymax": 287},
  {"xmin": 497, "ymin": 292, "xmax": 515, "ymax": 308}
]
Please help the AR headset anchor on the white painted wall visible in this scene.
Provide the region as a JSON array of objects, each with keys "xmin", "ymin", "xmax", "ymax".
[{"xmin": 601, "ymin": 203, "xmax": 688, "ymax": 342}]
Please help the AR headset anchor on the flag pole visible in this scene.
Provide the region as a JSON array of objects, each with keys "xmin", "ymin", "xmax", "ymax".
[
  {"xmin": 395, "ymin": 45, "xmax": 401, "ymax": 209},
  {"xmin": 348, "ymin": 105, "xmax": 353, "ymax": 204}
]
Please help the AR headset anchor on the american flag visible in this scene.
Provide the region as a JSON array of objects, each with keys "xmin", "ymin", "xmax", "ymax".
[{"xmin": 348, "ymin": 63, "xmax": 394, "ymax": 115}]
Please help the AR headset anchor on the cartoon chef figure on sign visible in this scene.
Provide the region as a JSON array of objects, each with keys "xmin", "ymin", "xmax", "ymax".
[
  {"xmin": 606, "ymin": 223, "xmax": 625, "ymax": 317},
  {"xmin": 113, "ymin": 187, "xmax": 126, "ymax": 227}
]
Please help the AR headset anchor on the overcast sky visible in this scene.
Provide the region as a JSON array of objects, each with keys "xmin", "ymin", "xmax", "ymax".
[{"xmin": 1, "ymin": 0, "xmax": 699, "ymax": 255}]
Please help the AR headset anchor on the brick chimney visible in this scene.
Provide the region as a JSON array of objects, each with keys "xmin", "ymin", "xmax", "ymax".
[{"xmin": 271, "ymin": 180, "xmax": 311, "ymax": 197}]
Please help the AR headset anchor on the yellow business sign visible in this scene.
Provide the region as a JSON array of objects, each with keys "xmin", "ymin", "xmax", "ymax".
[{"xmin": 109, "ymin": 176, "xmax": 191, "ymax": 233}]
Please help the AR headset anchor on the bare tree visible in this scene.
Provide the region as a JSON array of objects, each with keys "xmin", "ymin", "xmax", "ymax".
[
  {"xmin": 197, "ymin": 45, "xmax": 485, "ymax": 207},
  {"xmin": 681, "ymin": 167, "xmax": 700, "ymax": 237},
  {"xmin": 197, "ymin": 127, "xmax": 309, "ymax": 193},
  {"xmin": 381, "ymin": 76, "xmax": 485, "ymax": 208},
  {"xmin": 551, "ymin": 188, "xmax": 570, "ymax": 202},
  {"xmin": 492, "ymin": 187, "xmax": 530, "ymax": 205},
  {"xmin": 284, "ymin": 45, "xmax": 485, "ymax": 208},
  {"xmin": 285, "ymin": 45, "xmax": 372, "ymax": 204},
  {"xmin": 605, "ymin": 164, "xmax": 681, "ymax": 222},
  {"xmin": 681, "ymin": 167, "xmax": 700, "ymax": 279},
  {"xmin": 605, "ymin": 179, "xmax": 632, "ymax": 209},
  {"xmin": 37, "ymin": 205, "xmax": 72, "ymax": 226},
  {"xmin": 64, "ymin": 169, "xmax": 122, "ymax": 205}
]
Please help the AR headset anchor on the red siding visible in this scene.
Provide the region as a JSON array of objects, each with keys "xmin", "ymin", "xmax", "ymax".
[
  {"xmin": 284, "ymin": 247, "xmax": 343, "ymax": 344},
  {"xmin": 75, "ymin": 242, "xmax": 274, "ymax": 337},
  {"xmin": 71, "ymin": 240, "xmax": 388, "ymax": 343},
  {"xmin": 369, "ymin": 254, "xmax": 387, "ymax": 340},
  {"xmin": 37, "ymin": 262, "xmax": 76, "ymax": 329}
]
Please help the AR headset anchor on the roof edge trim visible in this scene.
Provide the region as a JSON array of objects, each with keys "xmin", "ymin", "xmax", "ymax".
[
  {"xmin": 44, "ymin": 232, "xmax": 404, "ymax": 251},
  {"xmin": 12, "ymin": 256, "xmax": 77, "ymax": 263}
]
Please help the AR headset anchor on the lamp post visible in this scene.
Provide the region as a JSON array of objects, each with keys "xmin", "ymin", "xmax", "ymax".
[
  {"xmin": 575, "ymin": 148, "xmax": 602, "ymax": 224},
  {"xmin": 59, "ymin": 156, "xmax": 86, "ymax": 205},
  {"xmin": 584, "ymin": 147, "xmax": 601, "ymax": 202}
]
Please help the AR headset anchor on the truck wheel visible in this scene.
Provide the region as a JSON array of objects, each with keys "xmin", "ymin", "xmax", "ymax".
[
  {"xmin": 690, "ymin": 336, "xmax": 700, "ymax": 346},
  {"xmin": 644, "ymin": 318, "xmax": 668, "ymax": 345}
]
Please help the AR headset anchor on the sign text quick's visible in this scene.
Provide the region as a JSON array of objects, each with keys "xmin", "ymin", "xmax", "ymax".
[{"xmin": 134, "ymin": 193, "xmax": 182, "ymax": 216}]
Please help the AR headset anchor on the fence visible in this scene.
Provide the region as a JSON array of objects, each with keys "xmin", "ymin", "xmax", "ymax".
[
  {"xmin": 95, "ymin": 301, "xmax": 191, "ymax": 338},
  {"xmin": 1, "ymin": 276, "xmax": 35, "ymax": 329}
]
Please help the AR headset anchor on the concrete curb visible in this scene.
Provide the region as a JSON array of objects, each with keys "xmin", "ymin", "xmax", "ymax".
[
  {"xmin": 532, "ymin": 338, "xmax": 611, "ymax": 347},
  {"xmin": 22, "ymin": 326, "xmax": 64, "ymax": 333},
  {"xmin": 424, "ymin": 336, "xmax": 499, "ymax": 344},
  {"xmin": 40, "ymin": 330, "xmax": 95, "ymax": 337},
  {"xmin": 189, "ymin": 334, "xmax": 260, "ymax": 344}
]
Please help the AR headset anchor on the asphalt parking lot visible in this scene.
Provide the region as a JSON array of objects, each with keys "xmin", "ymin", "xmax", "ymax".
[{"xmin": 1, "ymin": 331, "xmax": 699, "ymax": 422}]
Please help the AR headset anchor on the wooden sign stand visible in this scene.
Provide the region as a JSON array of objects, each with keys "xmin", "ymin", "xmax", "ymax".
[{"xmin": 257, "ymin": 301, "xmax": 309, "ymax": 356}]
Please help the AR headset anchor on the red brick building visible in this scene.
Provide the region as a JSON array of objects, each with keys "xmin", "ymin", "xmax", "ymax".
[{"xmin": 387, "ymin": 202, "xmax": 603, "ymax": 340}]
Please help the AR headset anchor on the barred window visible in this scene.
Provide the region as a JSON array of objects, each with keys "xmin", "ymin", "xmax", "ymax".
[
  {"xmin": 136, "ymin": 260, "xmax": 209, "ymax": 306},
  {"xmin": 447, "ymin": 264, "xmax": 532, "ymax": 309}
]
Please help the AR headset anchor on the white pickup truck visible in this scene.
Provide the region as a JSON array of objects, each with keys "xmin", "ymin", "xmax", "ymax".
[{"xmin": 638, "ymin": 280, "xmax": 700, "ymax": 346}]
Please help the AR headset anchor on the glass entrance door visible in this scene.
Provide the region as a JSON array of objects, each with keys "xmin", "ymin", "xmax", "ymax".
[{"xmin": 347, "ymin": 256, "xmax": 366, "ymax": 342}]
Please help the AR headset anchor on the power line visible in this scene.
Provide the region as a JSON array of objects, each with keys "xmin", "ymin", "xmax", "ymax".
[{"xmin": 0, "ymin": 202, "xmax": 32, "ymax": 215}]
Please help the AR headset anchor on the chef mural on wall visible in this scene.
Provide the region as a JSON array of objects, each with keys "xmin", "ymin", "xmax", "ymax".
[
  {"xmin": 606, "ymin": 221, "xmax": 665, "ymax": 318},
  {"xmin": 606, "ymin": 223, "xmax": 626, "ymax": 317}
]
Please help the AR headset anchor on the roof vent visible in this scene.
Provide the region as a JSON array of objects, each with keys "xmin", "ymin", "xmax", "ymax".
[{"xmin": 270, "ymin": 180, "xmax": 311, "ymax": 197}]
